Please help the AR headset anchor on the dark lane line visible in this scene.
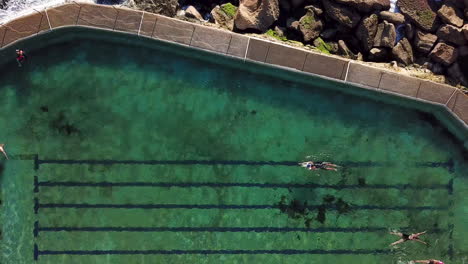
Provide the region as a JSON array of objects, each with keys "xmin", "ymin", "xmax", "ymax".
[
  {"xmin": 36, "ymin": 180, "xmax": 451, "ymax": 191},
  {"xmin": 35, "ymin": 225, "xmax": 445, "ymax": 234},
  {"xmin": 36, "ymin": 158, "xmax": 454, "ymax": 169},
  {"xmin": 33, "ymin": 245, "xmax": 392, "ymax": 260},
  {"xmin": 34, "ymin": 201, "xmax": 448, "ymax": 213}
]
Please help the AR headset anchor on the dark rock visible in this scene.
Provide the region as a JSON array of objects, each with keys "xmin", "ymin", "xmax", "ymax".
[
  {"xmin": 437, "ymin": 24, "xmax": 467, "ymax": 46},
  {"xmin": 338, "ymin": 40, "xmax": 356, "ymax": 59},
  {"xmin": 334, "ymin": 0, "xmax": 390, "ymax": 13},
  {"xmin": 211, "ymin": 4, "xmax": 236, "ymax": 30},
  {"xmin": 373, "ymin": 21, "xmax": 396, "ymax": 49},
  {"xmin": 397, "ymin": 0, "xmax": 439, "ymax": 32},
  {"xmin": 286, "ymin": 18, "xmax": 300, "ymax": 32},
  {"xmin": 430, "ymin": 42, "xmax": 458, "ymax": 66},
  {"xmin": 133, "ymin": 0, "xmax": 178, "ymax": 17},
  {"xmin": 405, "ymin": 23, "xmax": 415, "ymax": 40},
  {"xmin": 414, "ymin": 30, "xmax": 437, "ymax": 54},
  {"xmin": 356, "ymin": 14, "xmax": 379, "ymax": 52},
  {"xmin": 279, "ymin": 0, "xmax": 291, "ymax": 12},
  {"xmin": 291, "ymin": 0, "xmax": 305, "ymax": 9},
  {"xmin": 305, "ymin": 4, "xmax": 323, "ymax": 16},
  {"xmin": 185, "ymin": 5, "xmax": 204, "ymax": 20},
  {"xmin": 322, "ymin": 0, "xmax": 361, "ymax": 28},
  {"xmin": 448, "ymin": 62, "xmax": 468, "ymax": 86},
  {"xmin": 463, "ymin": 24, "xmax": 468, "ymax": 40},
  {"xmin": 320, "ymin": 28, "xmax": 338, "ymax": 39},
  {"xmin": 327, "ymin": 41, "xmax": 339, "ymax": 53},
  {"xmin": 445, "ymin": 0, "xmax": 465, "ymax": 9},
  {"xmin": 0, "ymin": 0, "xmax": 7, "ymax": 9},
  {"xmin": 235, "ymin": 0, "xmax": 280, "ymax": 32},
  {"xmin": 392, "ymin": 38, "xmax": 414, "ymax": 65},
  {"xmin": 430, "ymin": 62, "xmax": 445, "ymax": 74},
  {"xmin": 368, "ymin": 47, "xmax": 388, "ymax": 61},
  {"xmin": 459, "ymin": 45, "xmax": 468, "ymax": 57},
  {"xmin": 437, "ymin": 4, "xmax": 464, "ymax": 28},
  {"xmin": 379, "ymin": 11, "xmax": 406, "ymax": 25},
  {"xmin": 299, "ymin": 11, "xmax": 323, "ymax": 42}
]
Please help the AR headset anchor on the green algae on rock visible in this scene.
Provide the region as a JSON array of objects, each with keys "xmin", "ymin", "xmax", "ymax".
[
  {"xmin": 266, "ymin": 29, "xmax": 288, "ymax": 41},
  {"xmin": 397, "ymin": 0, "xmax": 439, "ymax": 32},
  {"xmin": 221, "ymin": 2, "xmax": 238, "ymax": 18}
]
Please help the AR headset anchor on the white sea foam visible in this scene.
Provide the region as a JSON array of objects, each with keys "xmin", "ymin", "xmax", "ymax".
[{"xmin": 0, "ymin": 0, "xmax": 129, "ymax": 24}]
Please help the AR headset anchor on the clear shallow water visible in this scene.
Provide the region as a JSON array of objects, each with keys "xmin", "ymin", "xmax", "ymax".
[{"xmin": 0, "ymin": 29, "xmax": 467, "ymax": 264}]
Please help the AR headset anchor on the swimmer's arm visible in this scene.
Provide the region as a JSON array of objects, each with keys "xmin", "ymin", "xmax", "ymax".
[{"xmin": 414, "ymin": 231, "xmax": 427, "ymax": 236}]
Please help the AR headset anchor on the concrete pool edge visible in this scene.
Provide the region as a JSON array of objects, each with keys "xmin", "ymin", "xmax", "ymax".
[{"xmin": 0, "ymin": 2, "xmax": 466, "ymax": 146}]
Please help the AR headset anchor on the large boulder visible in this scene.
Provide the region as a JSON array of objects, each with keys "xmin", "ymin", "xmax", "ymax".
[
  {"xmin": 392, "ymin": 38, "xmax": 414, "ymax": 65},
  {"xmin": 368, "ymin": 48, "xmax": 389, "ymax": 62},
  {"xmin": 405, "ymin": 23, "xmax": 415, "ymax": 40},
  {"xmin": 373, "ymin": 21, "xmax": 396, "ymax": 49},
  {"xmin": 379, "ymin": 11, "xmax": 406, "ymax": 25},
  {"xmin": 298, "ymin": 11, "xmax": 323, "ymax": 42},
  {"xmin": 305, "ymin": 4, "xmax": 323, "ymax": 16},
  {"xmin": 397, "ymin": 0, "xmax": 439, "ymax": 32},
  {"xmin": 185, "ymin": 6, "xmax": 204, "ymax": 21},
  {"xmin": 430, "ymin": 42, "xmax": 458, "ymax": 66},
  {"xmin": 338, "ymin": 40, "xmax": 356, "ymax": 59},
  {"xmin": 436, "ymin": 24, "xmax": 467, "ymax": 46},
  {"xmin": 463, "ymin": 24, "xmax": 468, "ymax": 40},
  {"xmin": 211, "ymin": 4, "xmax": 237, "ymax": 30},
  {"xmin": 437, "ymin": 3, "xmax": 464, "ymax": 28},
  {"xmin": 334, "ymin": 0, "xmax": 390, "ymax": 13},
  {"xmin": 414, "ymin": 30, "xmax": 437, "ymax": 54},
  {"xmin": 356, "ymin": 14, "xmax": 379, "ymax": 52},
  {"xmin": 133, "ymin": 0, "xmax": 178, "ymax": 17},
  {"xmin": 234, "ymin": 0, "xmax": 280, "ymax": 32},
  {"xmin": 447, "ymin": 62, "xmax": 468, "ymax": 87},
  {"xmin": 322, "ymin": 0, "xmax": 361, "ymax": 28}
]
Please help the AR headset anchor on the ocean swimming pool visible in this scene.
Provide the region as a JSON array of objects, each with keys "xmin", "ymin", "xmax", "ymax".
[{"xmin": 0, "ymin": 28, "xmax": 467, "ymax": 264}]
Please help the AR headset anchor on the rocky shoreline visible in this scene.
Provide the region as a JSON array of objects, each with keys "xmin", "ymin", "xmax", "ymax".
[{"xmin": 124, "ymin": 0, "xmax": 468, "ymax": 93}]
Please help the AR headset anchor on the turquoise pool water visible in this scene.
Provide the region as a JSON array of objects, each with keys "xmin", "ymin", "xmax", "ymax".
[{"xmin": 0, "ymin": 28, "xmax": 467, "ymax": 264}]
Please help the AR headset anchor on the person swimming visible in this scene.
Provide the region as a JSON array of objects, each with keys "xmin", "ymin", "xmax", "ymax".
[
  {"xmin": 389, "ymin": 231, "xmax": 427, "ymax": 246},
  {"xmin": 299, "ymin": 161, "xmax": 339, "ymax": 171},
  {"xmin": 0, "ymin": 144, "xmax": 8, "ymax": 160},
  {"xmin": 16, "ymin": 49, "xmax": 26, "ymax": 67},
  {"xmin": 413, "ymin": 260, "xmax": 444, "ymax": 264}
]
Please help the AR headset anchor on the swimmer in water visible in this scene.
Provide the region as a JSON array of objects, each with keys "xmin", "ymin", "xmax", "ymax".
[
  {"xmin": 299, "ymin": 161, "xmax": 339, "ymax": 171},
  {"xmin": 389, "ymin": 231, "xmax": 427, "ymax": 246},
  {"xmin": 0, "ymin": 144, "xmax": 8, "ymax": 160},
  {"xmin": 413, "ymin": 260, "xmax": 444, "ymax": 264},
  {"xmin": 16, "ymin": 49, "xmax": 26, "ymax": 67}
]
